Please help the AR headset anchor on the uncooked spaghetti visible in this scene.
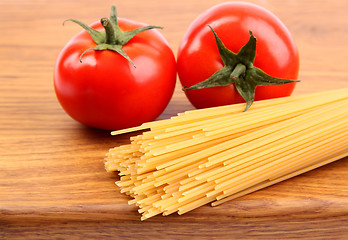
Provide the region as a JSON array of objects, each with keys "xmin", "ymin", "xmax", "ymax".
[{"xmin": 105, "ymin": 88, "xmax": 348, "ymax": 220}]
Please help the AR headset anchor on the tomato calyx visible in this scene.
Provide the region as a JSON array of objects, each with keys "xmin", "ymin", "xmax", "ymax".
[
  {"xmin": 63, "ymin": 5, "xmax": 163, "ymax": 67},
  {"xmin": 183, "ymin": 25, "xmax": 300, "ymax": 111}
]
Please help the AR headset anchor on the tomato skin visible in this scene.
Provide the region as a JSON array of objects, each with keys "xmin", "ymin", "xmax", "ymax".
[
  {"xmin": 54, "ymin": 18, "xmax": 176, "ymax": 130},
  {"xmin": 177, "ymin": 2, "xmax": 299, "ymax": 109}
]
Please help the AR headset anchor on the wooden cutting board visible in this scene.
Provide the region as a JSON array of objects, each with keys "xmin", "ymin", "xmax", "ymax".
[{"xmin": 1, "ymin": 0, "xmax": 347, "ymax": 239}]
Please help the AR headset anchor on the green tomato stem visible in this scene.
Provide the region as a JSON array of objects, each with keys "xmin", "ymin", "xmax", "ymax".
[
  {"xmin": 63, "ymin": 5, "xmax": 163, "ymax": 67},
  {"xmin": 230, "ymin": 63, "xmax": 246, "ymax": 81},
  {"xmin": 184, "ymin": 26, "xmax": 300, "ymax": 111},
  {"xmin": 101, "ymin": 18, "xmax": 116, "ymax": 45}
]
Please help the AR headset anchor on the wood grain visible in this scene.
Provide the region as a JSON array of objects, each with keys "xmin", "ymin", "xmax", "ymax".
[{"xmin": 0, "ymin": 0, "xmax": 347, "ymax": 239}]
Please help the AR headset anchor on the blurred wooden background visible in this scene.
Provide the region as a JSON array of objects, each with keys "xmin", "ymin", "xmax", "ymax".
[{"xmin": 1, "ymin": 0, "xmax": 347, "ymax": 239}]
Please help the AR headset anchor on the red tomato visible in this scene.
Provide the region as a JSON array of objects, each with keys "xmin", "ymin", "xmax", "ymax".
[
  {"xmin": 177, "ymin": 2, "xmax": 299, "ymax": 109},
  {"xmin": 54, "ymin": 7, "xmax": 176, "ymax": 130}
]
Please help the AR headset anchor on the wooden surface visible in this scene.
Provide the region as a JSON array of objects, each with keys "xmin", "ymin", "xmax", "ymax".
[{"xmin": 1, "ymin": 0, "xmax": 348, "ymax": 239}]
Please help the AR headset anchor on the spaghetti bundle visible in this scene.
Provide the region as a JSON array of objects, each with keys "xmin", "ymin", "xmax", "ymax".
[{"xmin": 105, "ymin": 88, "xmax": 348, "ymax": 220}]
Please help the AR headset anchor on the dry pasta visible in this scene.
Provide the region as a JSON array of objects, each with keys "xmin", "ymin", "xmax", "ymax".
[{"xmin": 105, "ymin": 88, "xmax": 348, "ymax": 220}]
